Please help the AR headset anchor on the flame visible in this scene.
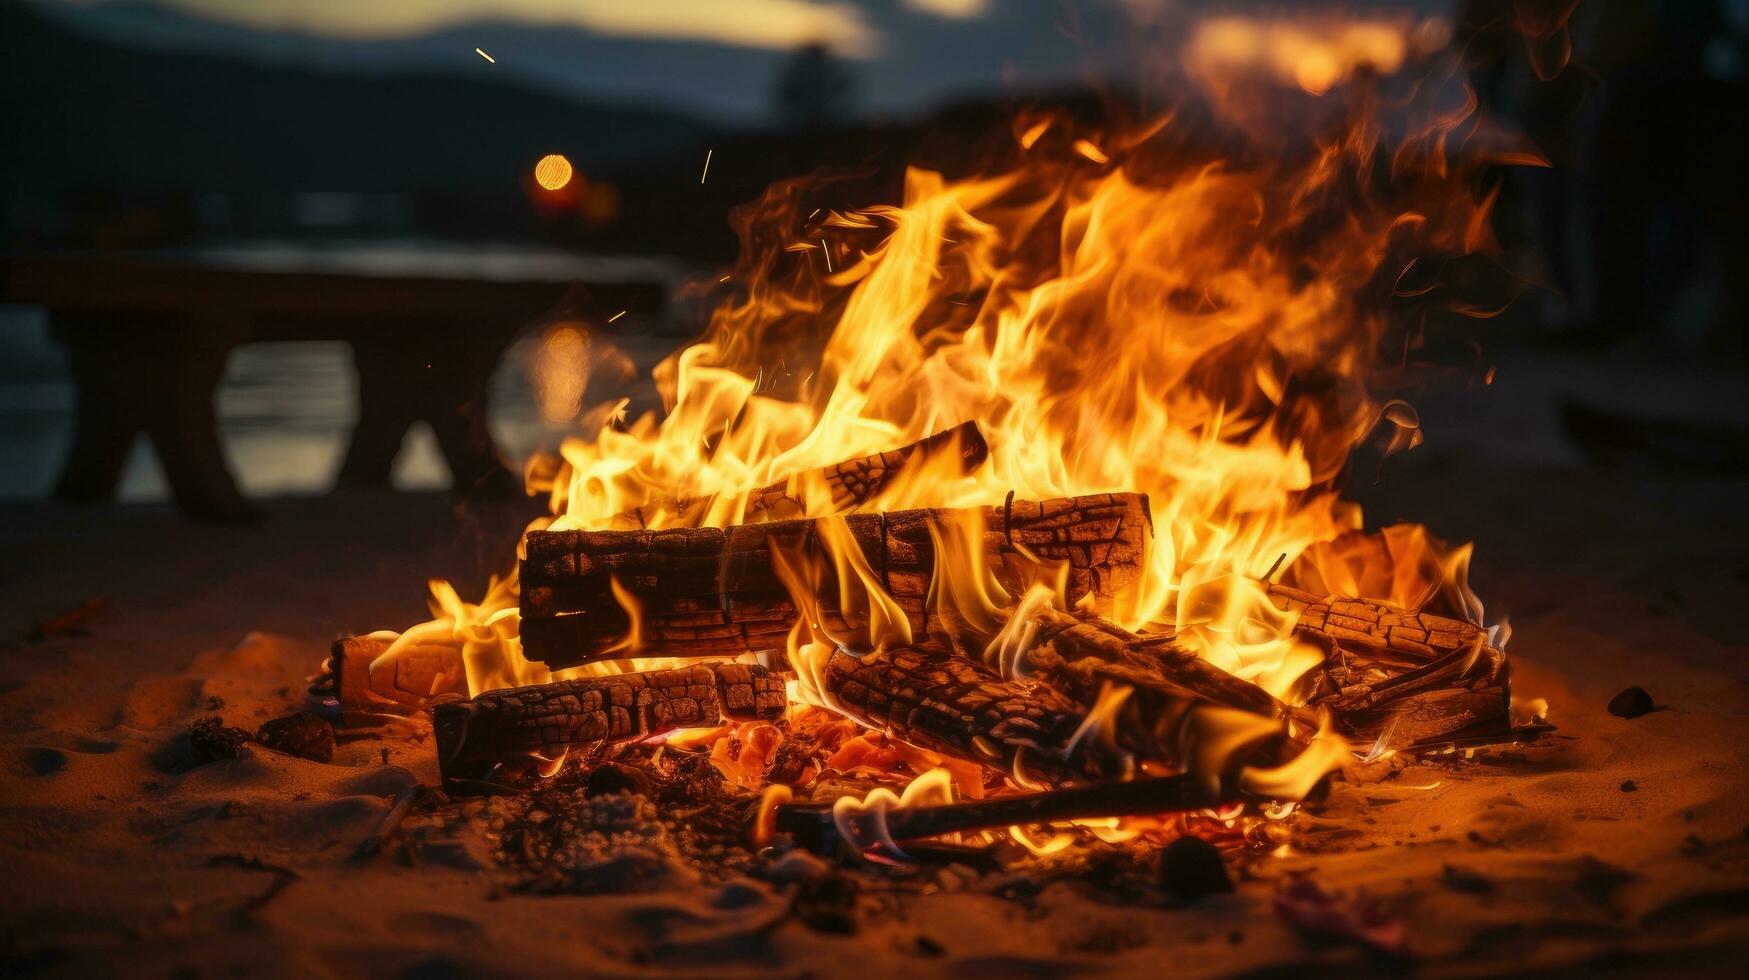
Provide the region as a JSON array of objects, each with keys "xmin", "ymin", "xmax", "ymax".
[
  {"xmin": 367, "ymin": 15, "xmax": 1540, "ymax": 812},
  {"xmin": 829, "ymin": 766, "xmax": 957, "ymax": 860}
]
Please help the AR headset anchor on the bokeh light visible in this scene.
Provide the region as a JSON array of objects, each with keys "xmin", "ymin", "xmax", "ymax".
[{"xmin": 533, "ymin": 153, "xmax": 574, "ymax": 191}]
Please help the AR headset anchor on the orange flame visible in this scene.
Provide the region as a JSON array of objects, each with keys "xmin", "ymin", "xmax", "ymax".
[{"xmin": 374, "ymin": 23, "xmax": 1539, "ymax": 806}]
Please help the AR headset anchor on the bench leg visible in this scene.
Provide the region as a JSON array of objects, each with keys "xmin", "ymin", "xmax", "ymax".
[
  {"xmin": 337, "ymin": 340, "xmax": 421, "ymax": 488},
  {"xmin": 139, "ymin": 342, "xmax": 262, "ymax": 524},
  {"xmin": 53, "ymin": 317, "xmax": 261, "ymax": 524},
  {"xmin": 340, "ymin": 335, "xmax": 514, "ymax": 496},
  {"xmin": 54, "ymin": 330, "xmax": 143, "ymax": 503}
]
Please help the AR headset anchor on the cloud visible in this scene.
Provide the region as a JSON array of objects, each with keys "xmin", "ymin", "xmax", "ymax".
[
  {"xmin": 902, "ymin": 0, "xmax": 990, "ymax": 19},
  {"xmin": 63, "ymin": 0, "xmax": 884, "ymax": 55}
]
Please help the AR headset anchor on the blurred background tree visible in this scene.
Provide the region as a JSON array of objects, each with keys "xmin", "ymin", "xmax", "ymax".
[{"xmin": 771, "ymin": 42, "xmax": 858, "ymax": 129}]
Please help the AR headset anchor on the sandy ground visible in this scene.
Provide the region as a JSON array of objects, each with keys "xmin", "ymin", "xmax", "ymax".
[{"xmin": 3, "ymin": 355, "xmax": 1749, "ymax": 977}]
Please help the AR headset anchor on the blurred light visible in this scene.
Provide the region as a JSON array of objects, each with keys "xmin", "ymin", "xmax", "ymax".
[
  {"xmin": 578, "ymin": 181, "xmax": 621, "ymax": 226},
  {"xmin": 534, "ymin": 154, "xmax": 574, "ymax": 191}
]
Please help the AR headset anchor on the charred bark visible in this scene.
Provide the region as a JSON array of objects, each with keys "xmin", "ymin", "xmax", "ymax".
[
  {"xmin": 521, "ymin": 492, "xmax": 1150, "ymax": 669},
  {"xmin": 433, "ymin": 663, "xmax": 785, "ymax": 792},
  {"xmin": 1024, "ymin": 609, "xmax": 1285, "ymax": 718},
  {"xmin": 1268, "ymin": 585, "xmax": 1513, "ymax": 746},
  {"xmin": 820, "ymin": 646, "xmax": 1120, "ymax": 782}
]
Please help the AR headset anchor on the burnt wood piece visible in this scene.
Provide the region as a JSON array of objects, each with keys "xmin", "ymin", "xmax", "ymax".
[
  {"xmin": 1267, "ymin": 586, "xmax": 1512, "ymax": 746},
  {"xmin": 608, "ymin": 421, "xmax": 989, "ymax": 530},
  {"xmin": 521, "ymin": 492, "xmax": 1151, "ymax": 668},
  {"xmin": 328, "ymin": 633, "xmax": 468, "ymax": 712},
  {"xmin": 821, "ymin": 646, "xmax": 1117, "ymax": 782},
  {"xmin": 1025, "ymin": 609, "xmax": 1285, "ymax": 718},
  {"xmin": 775, "ymin": 772, "xmax": 1249, "ymax": 856},
  {"xmin": 432, "ymin": 663, "xmax": 785, "ymax": 793},
  {"xmin": 1268, "ymin": 585, "xmax": 1489, "ymax": 663}
]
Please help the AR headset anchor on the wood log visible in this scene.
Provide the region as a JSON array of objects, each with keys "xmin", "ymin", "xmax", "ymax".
[
  {"xmin": 1268, "ymin": 584, "xmax": 1489, "ymax": 663},
  {"xmin": 521, "ymin": 492, "xmax": 1151, "ymax": 669},
  {"xmin": 606, "ymin": 421, "xmax": 989, "ymax": 530},
  {"xmin": 821, "ymin": 646, "xmax": 1120, "ymax": 783},
  {"xmin": 432, "ymin": 663, "xmax": 784, "ymax": 792},
  {"xmin": 1025, "ymin": 610, "xmax": 1284, "ymax": 718},
  {"xmin": 327, "ymin": 633, "xmax": 467, "ymax": 712},
  {"xmin": 1267, "ymin": 585, "xmax": 1512, "ymax": 746}
]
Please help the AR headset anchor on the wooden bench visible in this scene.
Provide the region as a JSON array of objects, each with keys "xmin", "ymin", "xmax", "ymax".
[{"xmin": 3, "ymin": 247, "xmax": 669, "ymax": 522}]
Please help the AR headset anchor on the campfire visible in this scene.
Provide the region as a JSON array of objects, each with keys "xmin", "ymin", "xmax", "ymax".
[{"xmin": 302, "ymin": 50, "xmax": 1551, "ymax": 873}]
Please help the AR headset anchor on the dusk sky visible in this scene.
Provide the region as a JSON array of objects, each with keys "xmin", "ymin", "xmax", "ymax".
[{"xmin": 33, "ymin": 1, "xmax": 1451, "ymax": 120}]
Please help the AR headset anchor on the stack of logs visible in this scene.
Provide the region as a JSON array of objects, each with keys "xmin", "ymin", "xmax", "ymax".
[{"xmin": 322, "ymin": 422, "xmax": 1521, "ymax": 796}]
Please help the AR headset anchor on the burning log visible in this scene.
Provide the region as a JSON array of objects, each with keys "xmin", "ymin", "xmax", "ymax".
[
  {"xmin": 1268, "ymin": 585, "xmax": 1513, "ymax": 746},
  {"xmin": 1268, "ymin": 584, "xmax": 1489, "ymax": 662},
  {"xmin": 327, "ymin": 633, "xmax": 466, "ymax": 712},
  {"xmin": 1023, "ymin": 609, "xmax": 1285, "ymax": 718},
  {"xmin": 605, "ymin": 421, "xmax": 989, "ymax": 530},
  {"xmin": 521, "ymin": 492, "xmax": 1150, "ymax": 669},
  {"xmin": 821, "ymin": 646, "xmax": 1119, "ymax": 783},
  {"xmin": 432, "ymin": 663, "xmax": 784, "ymax": 792}
]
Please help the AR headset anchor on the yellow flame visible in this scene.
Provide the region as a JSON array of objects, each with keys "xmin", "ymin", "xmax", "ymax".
[
  {"xmin": 372, "ymin": 31, "xmax": 1512, "ymax": 807},
  {"xmin": 829, "ymin": 767, "xmax": 956, "ymax": 858}
]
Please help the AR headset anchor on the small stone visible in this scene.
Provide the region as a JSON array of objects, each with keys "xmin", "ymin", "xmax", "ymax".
[
  {"xmin": 1620, "ymin": 780, "xmax": 1638, "ymax": 793},
  {"xmin": 1159, "ymin": 835, "xmax": 1232, "ymax": 902},
  {"xmin": 255, "ymin": 713, "xmax": 335, "ymax": 763},
  {"xmin": 1608, "ymin": 687, "xmax": 1655, "ymax": 719},
  {"xmin": 188, "ymin": 716, "xmax": 251, "ymax": 764}
]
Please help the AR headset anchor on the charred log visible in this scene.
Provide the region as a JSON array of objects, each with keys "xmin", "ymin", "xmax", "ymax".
[
  {"xmin": 522, "ymin": 492, "xmax": 1151, "ymax": 669},
  {"xmin": 606, "ymin": 421, "xmax": 989, "ymax": 530},
  {"xmin": 1025, "ymin": 609, "xmax": 1285, "ymax": 718},
  {"xmin": 1269, "ymin": 584, "xmax": 1490, "ymax": 663},
  {"xmin": 1268, "ymin": 585, "xmax": 1513, "ymax": 746},
  {"xmin": 433, "ymin": 663, "xmax": 785, "ymax": 792},
  {"xmin": 820, "ymin": 646, "xmax": 1120, "ymax": 782}
]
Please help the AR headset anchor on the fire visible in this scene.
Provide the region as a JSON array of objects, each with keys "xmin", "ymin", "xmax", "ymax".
[{"xmin": 363, "ymin": 17, "xmax": 1530, "ymax": 820}]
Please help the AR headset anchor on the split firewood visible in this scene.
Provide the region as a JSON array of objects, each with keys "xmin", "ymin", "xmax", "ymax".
[
  {"xmin": 1268, "ymin": 584, "xmax": 1491, "ymax": 663},
  {"xmin": 1023, "ymin": 609, "xmax": 1285, "ymax": 718},
  {"xmin": 521, "ymin": 492, "xmax": 1151, "ymax": 668},
  {"xmin": 606, "ymin": 421, "xmax": 989, "ymax": 530},
  {"xmin": 821, "ymin": 646, "xmax": 1122, "ymax": 783},
  {"xmin": 1267, "ymin": 585, "xmax": 1513, "ymax": 746},
  {"xmin": 432, "ymin": 663, "xmax": 785, "ymax": 792},
  {"xmin": 327, "ymin": 633, "xmax": 467, "ymax": 712}
]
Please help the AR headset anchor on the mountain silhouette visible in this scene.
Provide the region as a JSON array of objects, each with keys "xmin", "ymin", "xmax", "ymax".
[{"xmin": 1, "ymin": 0, "xmax": 711, "ymax": 199}]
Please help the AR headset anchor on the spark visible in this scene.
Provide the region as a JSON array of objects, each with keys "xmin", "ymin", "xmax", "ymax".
[
  {"xmin": 821, "ymin": 239, "xmax": 832, "ymax": 272},
  {"xmin": 608, "ymin": 310, "xmax": 626, "ymax": 323},
  {"xmin": 809, "ymin": 208, "xmax": 821, "ymax": 219},
  {"xmin": 718, "ymin": 275, "xmax": 731, "ymax": 283},
  {"xmin": 700, "ymin": 148, "xmax": 713, "ymax": 184},
  {"xmin": 475, "ymin": 48, "xmax": 495, "ymax": 64}
]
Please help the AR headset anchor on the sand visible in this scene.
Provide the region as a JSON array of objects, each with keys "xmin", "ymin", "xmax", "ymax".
[{"xmin": 3, "ymin": 356, "xmax": 1749, "ymax": 977}]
